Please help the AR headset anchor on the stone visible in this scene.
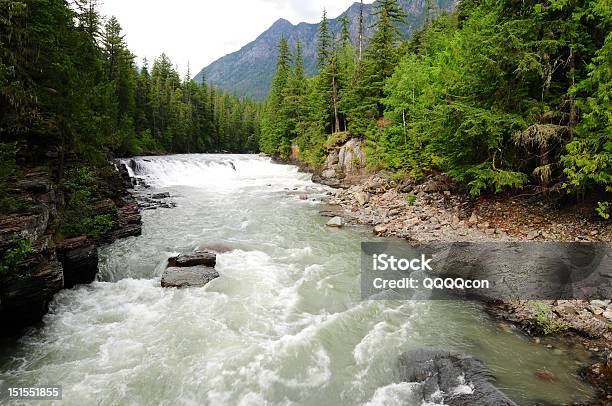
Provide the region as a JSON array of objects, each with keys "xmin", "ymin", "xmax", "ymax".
[
  {"xmin": 355, "ymin": 192, "xmax": 370, "ymax": 206},
  {"xmin": 477, "ymin": 221, "xmax": 490, "ymax": 230},
  {"xmin": 485, "ymin": 228, "xmax": 495, "ymax": 235},
  {"xmin": 299, "ymin": 194, "xmax": 309, "ymax": 200},
  {"xmin": 56, "ymin": 236, "xmax": 99, "ymax": 288},
  {"xmin": 151, "ymin": 192, "xmax": 170, "ymax": 199},
  {"xmin": 168, "ymin": 251, "xmax": 217, "ymax": 268},
  {"xmin": 161, "ymin": 266, "xmax": 219, "ymax": 288},
  {"xmin": 0, "ymin": 247, "xmax": 64, "ymax": 335},
  {"xmin": 399, "ymin": 182, "xmax": 413, "ymax": 193},
  {"xmin": 326, "ymin": 217, "xmax": 344, "ymax": 227},
  {"xmin": 467, "ymin": 213, "xmax": 478, "ymax": 226},
  {"xmin": 451, "ymin": 215, "xmax": 460, "ymax": 226},
  {"xmin": 405, "ymin": 218, "xmax": 421, "ymax": 228},
  {"xmin": 398, "ymin": 349, "xmax": 517, "ymax": 406},
  {"xmin": 590, "ymin": 299, "xmax": 609, "ymax": 307},
  {"xmin": 603, "ymin": 309, "xmax": 612, "ymax": 321},
  {"xmin": 589, "ymin": 306, "xmax": 604, "ymax": 315},
  {"xmin": 321, "ymin": 169, "xmax": 336, "ymax": 179},
  {"xmin": 527, "ymin": 230, "xmax": 539, "ymax": 240},
  {"xmin": 374, "ymin": 224, "xmax": 388, "ymax": 235},
  {"xmin": 337, "ymin": 138, "xmax": 365, "ymax": 174}
]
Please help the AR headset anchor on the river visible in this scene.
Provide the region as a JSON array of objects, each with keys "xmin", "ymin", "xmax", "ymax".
[{"xmin": 0, "ymin": 154, "xmax": 595, "ymax": 405}]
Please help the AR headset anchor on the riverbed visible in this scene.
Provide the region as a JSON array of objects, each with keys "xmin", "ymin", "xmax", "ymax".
[{"xmin": 0, "ymin": 154, "xmax": 595, "ymax": 405}]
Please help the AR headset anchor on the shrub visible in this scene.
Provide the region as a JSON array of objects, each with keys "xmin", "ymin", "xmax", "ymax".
[
  {"xmin": 56, "ymin": 167, "xmax": 116, "ymax": 239},
  {"xmin": 0, "ymin": 235, "xmax": 36, "ymax": 275}
]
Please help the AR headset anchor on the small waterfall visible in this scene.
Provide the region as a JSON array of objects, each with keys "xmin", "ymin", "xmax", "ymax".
[{"xmin": 120, "ymin": 154, "xmax": 305, "ymax": 189}]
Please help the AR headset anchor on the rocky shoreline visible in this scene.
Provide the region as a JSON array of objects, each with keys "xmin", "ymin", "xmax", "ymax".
[
  {"xmin": 280, "ymin": 136, "xmax": 611, "ymax": 402},
  {"xmin": 0, "ymin": 162, "xmax": 142, "ymax": 337}
]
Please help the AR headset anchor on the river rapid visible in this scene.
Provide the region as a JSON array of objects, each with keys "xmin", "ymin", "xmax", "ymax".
[{"xmin": 0, "ymin": 155, "xmax": 595, "ymax": 405}]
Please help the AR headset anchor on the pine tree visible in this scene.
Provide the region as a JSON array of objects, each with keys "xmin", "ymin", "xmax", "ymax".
[
  {"xmin": 317, "ymin": 10, "xmax": 332, "ymax": 71},
  {"xmin": 260, "ymin": 37, "xmax": 292, "ymax": 155}
]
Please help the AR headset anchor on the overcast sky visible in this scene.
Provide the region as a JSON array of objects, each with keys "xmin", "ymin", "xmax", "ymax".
[{"xmin": 99, "ymin": 0, "xmax": 372, "ymax": 77}]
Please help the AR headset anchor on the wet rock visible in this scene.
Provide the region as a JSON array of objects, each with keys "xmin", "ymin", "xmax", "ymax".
[
  {"xmin": 326, "ymin": 216, "xmax": 344, "ymax": 227},
  {"xmin": 0, "ymin": 246, "xmax": 64, "ymax": 336},
  {"xmin": 534, "ymin": 370, "xmax": 556, "ymax": 381},
  {"xmin": 161, "ymin": 266, "xmax": 219, "ymax": 288},
  {"xmin": 151, "ymin": 192, "xmax": 171, "ymax": 199},
  {"xmin": 56, "ymin": 236, "xmax": 98, "ymax": 288},
  {"xmin": 398, "ymin": 349, "xmax": 517, "ymax": 406},
  {"xmin": 583, "ymin": 351, "xmax": 612, "ymax": 395},
  {"xmin": 0, "ymin": 205, "xmax": 50, "ymax": 247},
  {"xmin": 168, "ymin": 251, "xmax": 217, "ymax": 268},
  {"xmin": 312, "ymin": 173, "xmax": 341, "ymax": 188}
]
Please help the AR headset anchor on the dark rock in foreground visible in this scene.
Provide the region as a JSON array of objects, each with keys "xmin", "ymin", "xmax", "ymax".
[
  {"xmin": 56, "ymin": 236, "xmax": 98, "ymax": 288},
  {"xmin": 1, "ymin": 164, "xmax": 143, "ymax": 336},
  {"xmin": 161, "ymin": 266, "xmax": 219, "ymax": 288},
  {"xmin": 168, "ymin": 251, "xmax": 217, "ymax": 268},
  {"xmin": 398, "ymin": 349, "xmax": 517, "ymax": 406},
  {"xmin": 0, "ymin": 241, "xmax": 64, "ymax": 332}
]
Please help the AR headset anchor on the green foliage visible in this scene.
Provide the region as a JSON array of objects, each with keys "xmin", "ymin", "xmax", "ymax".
[
  {"xmin": 0, "ymin": 0, "xmax": 262, "ymax": 173},
  {"xmin": 258, "ymin": 0, "xmax": 609, "ymax": 212},
  {"xmin": 0, "ymin": 141, "xmax": 24, "ymax": 214},
  {"xmin": 0, "ymin": 234, "xmax": 36, "ymax": 275},
  {"xmin": 56, "ymin": 167, "xmax": 114, "ymax": 239},
  {"xmin": 405, "ymin": 194, "xmax": 417, "ymax": 205},
  {"xmin": 531, "ymin": 301, "xmax": 569, "ymax": 335},
  {"xmin": 596, "ymin": 201, "xmax": 610, "ymax": 220},
  {"xmin": 380, "ymin": 0, "xmax": 610, "ymax": 201},
  {"xmin": 562, "ymin": 31, "xmax": 612, "ymax": 209}
]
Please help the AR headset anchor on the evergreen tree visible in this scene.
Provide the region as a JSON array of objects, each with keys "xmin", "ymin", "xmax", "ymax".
[{"xmin": 317, "ymin": 10, "xmax": 332, "ymax": 71}]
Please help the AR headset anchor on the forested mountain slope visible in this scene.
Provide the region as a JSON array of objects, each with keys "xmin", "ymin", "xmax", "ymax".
[{"xmin": 194, "ymin": 0, "xmax": 456, "ymax": 100}]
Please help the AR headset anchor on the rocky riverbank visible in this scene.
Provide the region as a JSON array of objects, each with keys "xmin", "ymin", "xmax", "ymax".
[
  {"xmin": 0, "ymin": 162, "xmax": 142, "ymax": 336},
  {"xmin": 289, "ymin": 136, "xmax": 611, "ymax": 402}
]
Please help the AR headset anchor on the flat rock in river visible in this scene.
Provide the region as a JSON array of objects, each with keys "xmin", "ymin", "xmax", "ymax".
[
  {"xmin": 326, "ymin": 216, "xmax": 345, "ymax": 227},
  {"xmin": 161, "ymin": 266, "xmax": 219, "ymax": 288},
  {"xmin": 168, "ymin": 251, "xmax": 217, "ymax": 267}
]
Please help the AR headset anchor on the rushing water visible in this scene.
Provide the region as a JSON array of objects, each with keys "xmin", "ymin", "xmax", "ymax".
[{"xmin": 0, "ymin": 155, "xmax": 595, "ymax": 405}]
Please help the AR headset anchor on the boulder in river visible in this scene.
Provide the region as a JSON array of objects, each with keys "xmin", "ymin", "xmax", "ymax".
[
  {"xmin": 326, "ymin": 216, "xmax": 344, "ymax": 227},
  {"xmin": 398, "ymin": 349, "xmax": 517, "ymax": 406},
  {"xmin": 168, "ymin": 251, "xmax": 216, "ymax": 268},
  {"xmin": 161, "ymin": 266, "xmax": 219, "ymax": 288}
]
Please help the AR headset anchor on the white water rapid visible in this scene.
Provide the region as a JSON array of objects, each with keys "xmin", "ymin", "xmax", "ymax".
[{"xmin": 0, "ymin": 155, "xmax": 595, "ymax": 405}]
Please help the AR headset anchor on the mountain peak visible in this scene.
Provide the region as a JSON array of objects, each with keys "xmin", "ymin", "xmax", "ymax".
[
  {"xmin": 195, "ymin": 1, "xmax": 457, "ymax": 100},
  {"xmin": 271, "ymin": 18, "xmax": 292, "ymax": 28}
]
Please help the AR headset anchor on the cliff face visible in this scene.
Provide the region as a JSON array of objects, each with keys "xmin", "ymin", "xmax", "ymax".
[{"xmin": 0, "ymin": 163, "xmax": 141, "ymax": 336}]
